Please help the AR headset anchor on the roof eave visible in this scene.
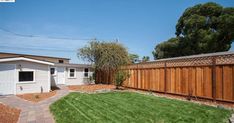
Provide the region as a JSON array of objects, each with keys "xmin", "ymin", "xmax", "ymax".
[{"xmin": 0, "ymin": 57, "xmax": 54, "ymax": 65}]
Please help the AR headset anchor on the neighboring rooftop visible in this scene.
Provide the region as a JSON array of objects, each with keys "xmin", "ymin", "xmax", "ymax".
[
  {"xmin": 0, "ymin": 52, "xmax": 70, "ymax": 60},
  {"xmin": 55, "ymin": 63, "xmax": 93, "ymax": 68},
  {"xmin": 147, "ymin": 51, "xmax": 234, "ymax": 63}
]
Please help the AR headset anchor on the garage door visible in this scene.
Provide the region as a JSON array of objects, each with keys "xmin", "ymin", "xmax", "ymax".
[{"xmin": 0, "ymin": 64, "xmax": 15, "ymax": 95}]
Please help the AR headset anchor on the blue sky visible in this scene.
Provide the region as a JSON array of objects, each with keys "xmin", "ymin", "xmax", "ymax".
[{"xmin": 0, "ymin": 0, "xmax": 233, "ymax": 63}]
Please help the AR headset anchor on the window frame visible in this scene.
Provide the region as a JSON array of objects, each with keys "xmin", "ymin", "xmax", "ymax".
[
  {"xmin": 50, "ymin": 67, "xmax": 56, "ymax": 76},
  {"xmin": 68, "ymin": 68, "xmax": 76, "ymax": 78},
  {"xmin": 18, "ymin": 70, "xmax": 35, "ymax": 83},
  {"xmin": 58, "ymin": 60, "xmax": 64, "ymax": 63},
  {"xmin": 84, "ymin": 68, "xmax": 89, "ymax": 78}
]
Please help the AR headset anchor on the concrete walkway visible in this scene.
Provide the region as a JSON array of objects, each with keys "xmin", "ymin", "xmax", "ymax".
[{"xmin": 0, "ymin": 85, "xmax": 69, "ymax": 123}]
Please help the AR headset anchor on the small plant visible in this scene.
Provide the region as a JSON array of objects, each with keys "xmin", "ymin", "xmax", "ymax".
[
  {"xmin": 114, "ymin": 70, "xmax": 130, "ymax": 89},
  {"xmin": 35, "ymin": 95, "xmax": 40, "ymax": 99},
  {"xmin": 88, "ymin": 75, "xmax": 94, "ymax": 84}
]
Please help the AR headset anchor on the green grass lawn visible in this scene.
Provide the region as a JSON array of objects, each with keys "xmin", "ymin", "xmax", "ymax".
[{"xmin": 50, "ymin": 92, "xmax": 231, "ymax": 123}]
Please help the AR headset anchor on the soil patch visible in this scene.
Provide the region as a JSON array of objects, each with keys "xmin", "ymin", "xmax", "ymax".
[
  {"xmin": 0, "ymin": 103, "xmax": 20, "ymax": 123},
  {"xmin": 17, "ymin": 90, "xmax": 57, "ymax": 103},
  {"xmin": 68, "ymin": 84, "xmax": 116, "ymax": 92}
]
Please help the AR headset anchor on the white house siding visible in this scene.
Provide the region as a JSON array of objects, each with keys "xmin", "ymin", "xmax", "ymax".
[
  {"xmin": 65, "ymin": 67, "xmax": 93, "ymax": 85},
  {"xmin": 0, "ymin": 64, "xmax": 16, "ymax": 95},
  {"xmin": 3, "ymin": 61, "xmax": 50, "ymax": 94}
]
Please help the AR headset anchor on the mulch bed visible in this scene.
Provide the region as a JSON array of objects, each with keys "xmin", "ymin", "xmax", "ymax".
[
  {"xmin": 0, "ymin": 103, "xmax": 20, "ymax": 123},
  {"xmin": 68, "ymin": 84, "xmax": 116, "ymax": 92},
  {"xmin": 17, "ymin": 90, "xmax": 57, "ymax": 103}
]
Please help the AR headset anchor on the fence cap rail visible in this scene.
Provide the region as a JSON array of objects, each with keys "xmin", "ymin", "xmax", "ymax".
[{"xmin": 135, "ymin": 51, "xmax": 234, "ymax": 65}]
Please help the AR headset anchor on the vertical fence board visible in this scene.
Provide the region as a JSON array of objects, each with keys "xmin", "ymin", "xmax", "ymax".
[
  {"xmin": 203, "ymin": 67, "xmax": 212, "ymax": 98},
  {"xmin": 175, "ymin": 68, "xmax": 181, "ymax": 94},
  {"xmin": 149, "ymin": 69, "xmax": 153, "ymax": 90},
  {"xmin": 196, "ymin": 67, "xmax": 203, "ymax": 97},
  {"xmin": 160, "ymin": 68, "xmax": 165, "ymax": 92},
  {"xmin": 144, "ymin": 69, "xmax": 147, "ymax": 89},
  {"xmin": 181, "ymin": 68, "xmax": 188, "ymax": 94},
  {"xmin": 171, "ymin": 68, "xmax": 176, "ymax": 93},
  {"xmin": 142, "ymin": 69, "xmax": 145, "ymax": 89},
  {"xmin": 140, "ymin": 69, "xmax": 145, "ymax": 89},
  {"xmin": 153, "ymin": 69, "xmax": 157, "ymax": 91},
  {"xmin": 155, "ymin": 69, "xmax": 159, "ymax": 91},
  {"xmin": 223, "ymin": 66, "xmax": 233, "ymax": 101},
  {"xmin": 215, "ymin": 66, "xmax": 223, "ymax": 100},
  {"xmin": 147, "ymin": 69, "xmax": 150, "ymax": 90},
  {"xmin": 138, "ymin": 69, "xmax": 141, "ymax": 89},
  {"xmin": 134, "ymin": 69, "xmax": 138, "ymax": 88},
  {"xmin": 166, "ymin": 68, "xmax": 171, "ymax": 92},
  {"xmin": 144, "ymin": 69, "xmax": 146, "ymax": 89},
  {"xmin": 131, "ymin": 69, "xmax": 135, "ymax": 88},
  {"xmin": 189, "ymin": 67, "xmax": 196, "ymax": 96}
]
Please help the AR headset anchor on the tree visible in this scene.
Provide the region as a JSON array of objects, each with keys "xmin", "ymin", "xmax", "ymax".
[
  {"xmin": 77, "ymin": 40, "xmax": 99, "ymax": 63},
  {"xmin": 78, "ymin": 40, "xmax": 129, "ymax": 83},
  {"xmin": 152, "ymin": 38, "xmax": 181, "ymax": 59},
  {"xmin": 142, "ymin": 56, "xmax": 150, "ymax": 62},
  {"xmin": 128, "ymin": 53, "xmax": 139, "ymax": 63},
  {"xmin": 153, "ymin": 2, "xmax": 234, "ymax": 59}
]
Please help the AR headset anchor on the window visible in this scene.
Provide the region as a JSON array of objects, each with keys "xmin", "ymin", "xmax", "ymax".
[
  {"xmin": 50, "ymin": 68, "xmax": 55, "ymax": 75},
  {"xmin": 84, "ymin": 68, "xmax": 89, "ymax": 77},
  {"xmin": 59, "ymin": 60, "xmax": 64, "ymax": 63},
  {"xmin": 19, "ymin": 71, "xmax": 34, "ymax": 82},
  {"xmin": 68, "ymin": 68, "xmax": 76, "ymax": 78}
]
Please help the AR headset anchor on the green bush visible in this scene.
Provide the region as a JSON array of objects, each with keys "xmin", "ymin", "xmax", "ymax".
[{"xmin": 114, "ymin": 71, "xmax": 130, "ymax": 89}]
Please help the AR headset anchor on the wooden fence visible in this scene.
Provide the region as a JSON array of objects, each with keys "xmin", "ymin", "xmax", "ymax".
[{"xmin": 96, "ymin": 52, "xmax": 234, "ymax": 103}]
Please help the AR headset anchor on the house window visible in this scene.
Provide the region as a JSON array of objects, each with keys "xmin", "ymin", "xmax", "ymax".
[
  {"xmin": 84, "ymin": 68, "xmax": 89, "ymax": 77},
  {"xmin": 19, "ymin": 71, "xmax": 34, "ymax": 82},
  {"xmin": 59, "ymin": 60, "xmax": 64, "ymax": 63},
  {"xmin": 50, "ymin": 68, "xmax": 55, "ymax": 75},
  {"xmin": 68, "ymin": 68, "xmax": 76, "ymax": 78}
]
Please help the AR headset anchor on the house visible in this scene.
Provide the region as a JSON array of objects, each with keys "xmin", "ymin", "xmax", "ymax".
[{"xmin": 0, "ymin": 52, "xmax": 93, "ymax": 95}]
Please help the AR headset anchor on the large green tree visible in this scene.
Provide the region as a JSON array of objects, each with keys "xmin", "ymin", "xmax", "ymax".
[
  {"xmin": 78, "ymin": 40, "xmax": 129, "ymax": 71},
  {"xmin": 152, "ymin": 38, "xmax": 180, "ymax": 59},
  {"xmin": 153, "ymin": 2, "xmax": 234, "ymax": 59}
]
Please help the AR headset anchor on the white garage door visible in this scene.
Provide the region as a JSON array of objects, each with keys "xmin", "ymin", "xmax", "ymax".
[{"xmin": 0, "ymin": 64, "xmax": 15, "ymax": 95}]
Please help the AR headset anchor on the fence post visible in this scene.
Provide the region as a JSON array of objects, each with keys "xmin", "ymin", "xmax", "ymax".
[
  {"xmin": 164, "ymin": 61, "xmax": 167, "ymax": 93},
  {"xmin": 212, "ymin": 57, "xmax": 216, "ymax": 101}
]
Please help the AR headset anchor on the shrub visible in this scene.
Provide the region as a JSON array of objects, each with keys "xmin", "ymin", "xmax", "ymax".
[
  {"xmin": 35, "ymin": 95, "xmax": 40, "ymax": 99},
  {"xmin": 114, "ymin": 71, "xmax": 130, "ymax": 89}
]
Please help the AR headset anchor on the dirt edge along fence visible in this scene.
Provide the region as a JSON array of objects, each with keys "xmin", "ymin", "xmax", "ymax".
[{"xmin": 96, "ymin": 51, "xmax": 234, "ymax": 103}]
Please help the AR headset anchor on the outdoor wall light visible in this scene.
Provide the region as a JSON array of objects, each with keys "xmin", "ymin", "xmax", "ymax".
[
  {"xmin": 18, "ymin": 64, "xmax": 22, "ymax": 71},
  {"xmin": 20, "ymin": 86, "xmax": 23, "ymax": 91}
]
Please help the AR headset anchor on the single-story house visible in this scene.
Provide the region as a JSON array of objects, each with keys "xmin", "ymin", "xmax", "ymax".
[{"xmin": 0, "ymin": 52, "xmax": 93, "ymax": 95}]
